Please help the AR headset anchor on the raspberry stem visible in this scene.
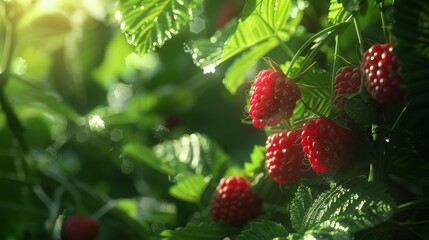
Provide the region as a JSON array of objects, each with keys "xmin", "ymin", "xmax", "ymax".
[{"xmin": 299, "ymin": 97, "xmax": 325, "ymax": 118}]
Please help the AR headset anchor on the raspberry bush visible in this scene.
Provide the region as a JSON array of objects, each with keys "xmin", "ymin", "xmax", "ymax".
[{"xmin": 1, "ymin": 0, "xmax": 428, "ymax": 239}]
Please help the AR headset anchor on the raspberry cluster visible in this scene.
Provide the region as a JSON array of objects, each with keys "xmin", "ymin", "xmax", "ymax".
[{"xmin": 211, "ymin": 42, "xmax": 405, "ymax": 226}]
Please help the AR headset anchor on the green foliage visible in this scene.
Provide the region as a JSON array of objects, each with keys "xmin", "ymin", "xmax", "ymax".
[
  {"xmin": 152, "ymin": 133, "xmax": 229, "ymax": 179},
  {"xmin": 160, "ymin": 222, "xmax": 239, "ymax": 240},
  {"xmin": 236, "ymin": 220, "xmax": 289, "ymax": 240},
  {"xmin": 392, "ymin": 0, "xmax": 429, "ymax": 129},
  {"xmin": 290, "ymin": 177, "xmax": 396, "ymax": 238},
  {"xmin": 115, "ymin": 0, "xmax": 202, "ymax": 55},
  {"xmin": 1, "ymin": 0, "xmax": 429, "ymax": 239},
  {"xmin": 168, "ymin": 174, "xmax": 210, "ymax": 203},
  {"xmin": 244, "ymin": 145, "xmax": 265, "ymax": 177},
  {"xmin": 328, "ymin": 0, "xmax": 351, "ymax": 24},
  {"xmin": 190, "ymin": 0, "xmax": 303, "ymax": 93}
]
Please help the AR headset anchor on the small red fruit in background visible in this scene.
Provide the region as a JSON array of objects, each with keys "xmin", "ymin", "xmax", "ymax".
[
  {"xmin": 301, "ymin": 118, "xmax": 351, "ymax": 174},
  {"xmin": 249, "ymin": 70, "xmax": 301, "ymax": 128},
  {"xmin": 210, "ymin": 176, "xmax": 263, "ymax": 226},
  {"xmin": 361, "ymin": 43, "xmax": 405, "ymax": 103},
  {"xmin": 333, "ymin": 66, "xmax": 361, "ymax": 107},
  {"xmin": 63, "ymin": 215, "xmax": 99, "ymax": 240},
  {"xmin": 266, "ymin": 129, "xmax": 306, "ymax": 184}
]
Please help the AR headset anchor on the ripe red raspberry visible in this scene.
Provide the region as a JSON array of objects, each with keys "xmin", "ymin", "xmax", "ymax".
[
  {"xmin": 63, "ymin": 215, "xmax": 99, "ymax": 240},
  {"xmin": 301, "ymin": 118, "xmax": 350, "ymax": 174},
  {"xmin": 333, "ymin": 66, "xmax": 361, "ymax": 107},
  {"xmin": 210, "ymin": 176, "xmax": 263, "ymax": 226},
  {"xmin": 249, "ymin": 70, "xmax": 301, "ymax": 128},
  {"xmin": 361, "ymin": 43, "xmax": 405, "ymax": 103},
  {"xmin": 265, "ymin": 129, "xmax": 306, "ymax": 184}
]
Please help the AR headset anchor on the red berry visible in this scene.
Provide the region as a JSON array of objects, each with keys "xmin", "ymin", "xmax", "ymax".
[
  {"xmin": 265, "ymin": 129, "xmax": 306, "ymax": 184},
  {"xmin": 361, "ymin": 43, "xmax": 405, "ymax": 103},
  {"xmin": 249, "ymin": 70, "xmax": 301, "ymax": 128},
  {"xmin": 210, "ymin": 176, "xmax": 263, "ymax": 226},
  {"xmin": 301, "ymin": 118, "xmax": 350, "ymax": 174},
  {"xmin": 63, "ymin": 215, "xmax": 99, "ymax": 240},
  {"xmin": 333, "ymin": 66, "xmax": 361, "ymax": 107}
]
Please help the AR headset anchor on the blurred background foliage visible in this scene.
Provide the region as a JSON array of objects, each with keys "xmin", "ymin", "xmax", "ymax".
[{"xmin": 1, "ymin": 0, "xmax": 267, "ymax": 239}]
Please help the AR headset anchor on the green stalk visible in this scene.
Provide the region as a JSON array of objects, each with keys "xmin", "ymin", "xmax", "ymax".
[
  {"xmin": 284, "ymin": 20, "xmax": 351, "ymax": 76},
  {"xmin": 331, "ymin": 35, "xmax": 339, "ymax": 109},
  {"xmin": 379, "ymin": 1, "xmax": 390, "ymax": 42}
]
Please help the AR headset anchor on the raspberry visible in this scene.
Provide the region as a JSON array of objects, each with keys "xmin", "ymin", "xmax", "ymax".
[
  {"xmin": 361, "ymin": 43, "xmax": 405, "ymax": 103},
  {"xmin": 210, "ymin": 176, "xmax": 263, "ymax": 226},
  {"xmin": 333, "ymin": 66, "xmax": 361, "ymax": 107},
  {"xmin": 301, "ymin": 118, "xmax": 351, "ymax": 174},
  {"xmin": 63, "ymin": 215, "xmax": 99, "ymax": 240},
  {"xmin": 265, "ymin": 129, "xmax": 306, "ymax": 184},
  {"xmin": 249, "ymin": 70, "xmax": 301, "ymax": 128}
]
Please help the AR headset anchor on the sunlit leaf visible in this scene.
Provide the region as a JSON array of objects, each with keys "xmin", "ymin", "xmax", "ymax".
[
  {"xmin": 328, "ymin": 0, "xmax": 350, "ymax": 24},
  {"xmin": 153, "ymin": 133, "xmax": 229, "ymax": 179},
  {"xmin": 236, "ymin": 220, "xmax": 288, "ymax": 240},
  {"xmin": 244, "ymin": 145, "xmax": 265, "ymax": 177},
  {"xmin": 189, "ymin": 0, "xmax": 303, "ymax": 93},
  {"xmin": 160, "ymin": 222, "xmax": 239, "ymax": 240},
  {"xmin": 169, "ymin": 174, "xmax": 210, "ymax": 203},
  {"xmin": 115, "ymin": 0, "xmax": 202, "ymax": 55},
  {"xmin": 17, "ymin": 11, "xmax": 72, "ymax": 51},
  {"xmin": 290, "ymin": 176, "xmax": 396, "ymax": 237}
]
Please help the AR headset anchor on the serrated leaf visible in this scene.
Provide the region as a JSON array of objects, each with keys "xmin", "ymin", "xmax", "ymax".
[
  {"xmin": 244, "ymin": 145, "xmax": 265, "ymax": 177},
  {"xmin": 328, "ymin": 0, "xmax": 351, "ymax": 24},
  {"xmin": 291, "ymin": 176, "xmax": 396, "ymax": 236},
  {"xmin": 153, "ymin": 133, "xmax": 229, "ymax": 179},
  {"xmin": 289, "ymin": 185, "xmax": 319, "ymax": 233},
  {"xmin": 169, "ymin": 174, "xmax": 209, "ymax": 203},
  {"xmin": 115, "ymin": 0, "xmax": 202, "ymax": 55},
  {"xmin": 236, "ymin": 220, "xmax": 288, "ymax": 240},
  {"xmin": 160, "ymin": 222, "xmax": 239, "ymax": 240},
  {"xmin": 189, "ymin": 0, "xmax": 303, "ymax": 93},
  {"xmin": 290, "ymin": 64, "xmax": 332, "ymax": 123}
]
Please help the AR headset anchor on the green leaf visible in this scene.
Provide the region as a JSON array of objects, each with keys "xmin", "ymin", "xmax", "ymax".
[
  {"xmin": 153, "ymin": 133, "xmax": 229, "ymax": 179},
  {"xmin": 160, "ymin": 222, "xmax": 239, "ymax": 240},
  {"xmin": 328, "ymin": 0, "xmax": 351, "ymax": 24},
  {"xmin": 115, "ymin": 0, "xmax": 202, "ymax": 55},
  {"xmin": 290, "ymin": 64, "xmax": 332, "ymax": 123},
  {"xmin": 190, "ymin": 0, "xmax": 303, "ymax": 93},
  {"xmin": 289, "ymin": 185, "xmax": 319, "ymax": 233},
  {"xmin": 123, "ymin": 143, "xmax": 177, "ymax": 176},
  {"xmin": 291, "ymin": 176, "xmax": 396, "ymax": 236},
  {"xmin": 169, "ymin": 174, "xmax": 210, "ymax": 203},
  {"xmin": 236, "ymin": 220, "xmax": 289, "ymax": 240},
  {"xmin": 392, "ymin": 0, "xmax": 429, "ymax": 128},
  {"xmin": 244, "ymin": 145, "xmax": 265, "ymax": 177},
  {"xmin": 13, "ymin": 79, "xmax": 81, "ymax": 123}
]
